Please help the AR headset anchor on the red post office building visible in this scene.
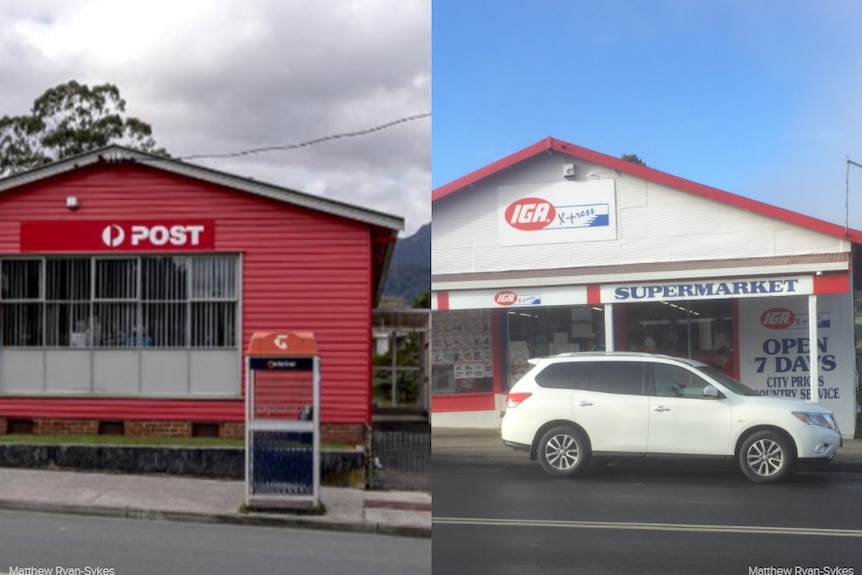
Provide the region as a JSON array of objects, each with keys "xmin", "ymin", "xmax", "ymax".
[
  {"xmin": 0, "ymin": 146, "xmax": 402, "ymax": 444},
  {"xmin": 431, "ymin": 137, "xmax": 860, "ymax": 439}
]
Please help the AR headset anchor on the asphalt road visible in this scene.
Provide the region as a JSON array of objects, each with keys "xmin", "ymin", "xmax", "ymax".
[
  {"xmin": 0, "ymin": 510, "xmax": 431, "ymax": 575},
  {"xmin": 433, "ymin": 452, "xmax": 862, "ymax": 575}
]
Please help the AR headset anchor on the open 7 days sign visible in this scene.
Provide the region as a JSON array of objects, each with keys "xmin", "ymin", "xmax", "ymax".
[{"xmin": 20, "ymin": 220, "xmax": 216, "ymax": 252}]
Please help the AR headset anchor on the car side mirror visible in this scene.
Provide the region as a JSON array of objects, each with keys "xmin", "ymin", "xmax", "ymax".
[{"xmin": 703, "ymin": 385, "xmax": 720, "ymax": 399}]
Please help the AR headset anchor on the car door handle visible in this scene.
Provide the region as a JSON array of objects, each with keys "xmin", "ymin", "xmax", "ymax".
[
  {"xmin": 653, "ymin": 406, "xmax": 671, "ymax": 412},
  {"xmin": 577, "ymin": 401, "xmax": 594, "ymax": 407}
]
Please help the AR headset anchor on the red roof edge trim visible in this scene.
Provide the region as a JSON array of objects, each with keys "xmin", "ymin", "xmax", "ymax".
[
  {"xmin": 432, "ymin": 136, "xmax": 862, "ymax": 244},
  {"xmin": 431, "ymin": 137, "xmax": 553, "ymax": 202}
]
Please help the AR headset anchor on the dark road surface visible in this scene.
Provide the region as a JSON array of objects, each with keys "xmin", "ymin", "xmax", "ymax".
[
  {"xmin": 433, "ymin": 452, "xmax": 862, "ymax": 575},
  {"xmin": 0, "ymin": 510, "xmax": 431, "ymax": 575}
]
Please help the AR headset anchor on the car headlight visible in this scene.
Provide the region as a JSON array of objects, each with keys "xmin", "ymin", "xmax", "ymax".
[{"xmin": 792, "ymin": 411, "xmax": 838, "ymax": 432}]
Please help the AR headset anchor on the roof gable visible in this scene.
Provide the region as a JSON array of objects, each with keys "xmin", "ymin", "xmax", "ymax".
[
  {"xmin": 433, "ymin": 136, "xmax": 862, "ymax": 244},
  {"xmin": 0, "ymin": 145, "xmax": 404, "ymax": 232}
]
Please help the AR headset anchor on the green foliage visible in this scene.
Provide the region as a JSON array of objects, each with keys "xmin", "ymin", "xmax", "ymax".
[
  {"xmin": 0, "ymin": 80, "xmax": 168, "ymax": 177},
  {"xmin": 621, "ymin": 153, "xmax": 647, "ymax": 167},
  {"xmin": 384, "ymin": 261, "xmax": 430, "ymax": 304},
  {"xmin": 413, "ymin": 290, "xmax": 431, "ymax": 308},
  {"xmin": 383, "ymin": 223, "xmax": 430, "ymax": 304},
  {"xmin": 373, "ymin": 332, "xmax": 423, "ymax": 406},
  {"xmin": 0, "ymin": 434, "xmax": 243, "ymax": 447}
]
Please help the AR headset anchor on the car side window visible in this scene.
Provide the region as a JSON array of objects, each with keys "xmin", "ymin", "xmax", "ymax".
[
  {"xmin": 534, "ymin": 362, "xmax": 591, "ymax": 390},
  {"xmin": 654, "ymin": 364, "xmax": 712, "ymax": 399},
  {"xmin": 586, "ymin": 362, "xmax": 646, "ymax": 396}
]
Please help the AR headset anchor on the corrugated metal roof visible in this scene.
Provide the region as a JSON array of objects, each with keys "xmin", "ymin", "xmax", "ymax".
[{"xmin": 0, "ymin": 145, "xmax": 404, "ymax": 232}]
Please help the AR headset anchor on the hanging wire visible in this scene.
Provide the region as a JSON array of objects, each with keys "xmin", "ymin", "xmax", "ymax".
[{"xmin": 178, "ymin": 112, "xmax": 431, "ymax": 161}]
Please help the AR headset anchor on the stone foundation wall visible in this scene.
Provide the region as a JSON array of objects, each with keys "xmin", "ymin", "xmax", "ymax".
[{"xmin": 0, "ymin": 443, "xmax": 367, "ymax": 486}]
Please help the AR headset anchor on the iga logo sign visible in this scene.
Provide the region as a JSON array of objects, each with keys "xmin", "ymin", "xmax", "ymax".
[
  {"xmin": 495, "ymin": 291, "xmax": 518, "ymax": 305},
  {"xmin": 504, "ymin": 198, "xmax": 556, "ymax": 231},
  {"xmin": 497, "ymin": 180, "xmax": 617, "ymax": 247},
  {"xmin": 760, "ymin": 308, "xmax": 796, "ymax": 330},
  {"xmin": 101, "ymin": 224, "xmax": 206, "ymax": 248},
  {"xmin": 494, "ymin": 290, "xmax": 542, "ymax": 306}
]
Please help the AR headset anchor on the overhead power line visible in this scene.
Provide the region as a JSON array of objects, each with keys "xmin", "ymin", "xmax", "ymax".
[{"xmin": 179, "ymin": 112, "xmax": 431, "ymax": 161}]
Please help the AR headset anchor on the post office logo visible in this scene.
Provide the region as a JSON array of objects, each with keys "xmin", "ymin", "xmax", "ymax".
[
  {"xmin": 101, "ymin": 224, "xmax": 125, "ymax": 247},
  {"xmin": 100, "ymin": 224, "xmax": 206, "ymax": 248}
]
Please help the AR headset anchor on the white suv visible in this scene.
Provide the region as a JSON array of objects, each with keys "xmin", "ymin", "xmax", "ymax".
[{"xmin": 501, "ymin": 352, "xmax": 842, "ymax": 483}]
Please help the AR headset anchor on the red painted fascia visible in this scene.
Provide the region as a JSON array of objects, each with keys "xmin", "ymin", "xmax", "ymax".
[
  {"xmin": 432, "ymin": 138, "xmax": 553, "ymax": 202},
  {"xmin": 432, "ymin": 136, "xmax": 862, "ymax": 244}
]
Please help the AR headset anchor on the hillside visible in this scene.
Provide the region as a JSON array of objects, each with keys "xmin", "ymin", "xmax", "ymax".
[{"xmin": 383, "ymin": 222, "xmax": 430, "ymax": 305}]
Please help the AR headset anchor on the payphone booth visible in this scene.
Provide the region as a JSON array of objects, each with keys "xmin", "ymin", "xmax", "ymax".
[{"xmin": 245, "ymin": 331, "xmax": 321, "ymax": 510}]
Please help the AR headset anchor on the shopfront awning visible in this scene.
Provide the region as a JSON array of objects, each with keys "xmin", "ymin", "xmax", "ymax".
[
  {"xmin": 432, "ymin": 253, "xmax": 851, "ymax": 311},
  {"xmin": 432, "ymin": 253, "xmax": 849, "ymax": 291}
]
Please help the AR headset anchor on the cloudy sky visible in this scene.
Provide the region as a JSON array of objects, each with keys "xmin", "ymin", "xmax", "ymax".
[{"xmin": 0, "ymin": 0, "xmax": 430, "ymax": 235}]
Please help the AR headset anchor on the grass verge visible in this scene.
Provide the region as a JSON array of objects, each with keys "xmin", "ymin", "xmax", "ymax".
[
  {"xmin": 0, "ymin": 434, "xmax": 359, "ymax": 450},
  {"xmin": 0, "ymin": 434, "xmax": 244, "ymax": 447}
]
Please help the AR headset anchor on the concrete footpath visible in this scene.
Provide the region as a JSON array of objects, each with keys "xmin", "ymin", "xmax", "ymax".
[
  {"xmin": 0, "ymin": 467, "xmax": 431, "ymax": 538},
  {"xmin": 432, "ymin": 427, "xmax": 862, "ymax": 473}
]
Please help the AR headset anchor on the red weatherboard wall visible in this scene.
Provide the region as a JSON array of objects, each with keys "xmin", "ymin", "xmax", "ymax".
[{"xmin": 0, "ymin": 163, "xmax": 374, "ymax": 424}]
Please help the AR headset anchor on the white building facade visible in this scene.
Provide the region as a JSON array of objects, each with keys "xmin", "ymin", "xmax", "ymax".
[{"xmin": 431, "ymin": 137, "xmax": 859, "ymax": 438}]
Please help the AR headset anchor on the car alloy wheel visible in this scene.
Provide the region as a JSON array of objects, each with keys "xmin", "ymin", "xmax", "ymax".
[
  {"xmin": 538, "ymin": 425, "xmax": 591, "ymax": 478},
  {"xmin": 739, "ymin": 430, "xmax": 795, "ymax": 483}
]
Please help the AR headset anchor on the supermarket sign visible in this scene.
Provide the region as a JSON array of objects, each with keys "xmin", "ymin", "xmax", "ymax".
[{"xmin": 603, "ymin": 276, "xmax": 813, "ymax": 303}]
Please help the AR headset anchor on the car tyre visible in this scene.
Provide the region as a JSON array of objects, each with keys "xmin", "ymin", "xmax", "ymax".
[
  {"xmin": 739, "ymin": 430, "xmax": 796, "ymax": 483},
  {"xmin": 538, "ymin": 425, "xmax": 591, "ymax": 478}
]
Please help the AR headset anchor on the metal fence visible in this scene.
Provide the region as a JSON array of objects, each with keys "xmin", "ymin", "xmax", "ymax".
[{"xmin": 367, "ymin": 427, "xmax": 431, "ymax": 492}]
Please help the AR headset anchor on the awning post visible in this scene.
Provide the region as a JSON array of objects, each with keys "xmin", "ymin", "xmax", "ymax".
[{"xmin": 808, "ymin": 294, "xmax": 819, "ymax": 403}]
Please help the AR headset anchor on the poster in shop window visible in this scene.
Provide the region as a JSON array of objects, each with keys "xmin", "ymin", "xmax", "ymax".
[
  {"xmin": 737, "ymin": 294, "xmax": 856, "ymax": 437},
  {"xmin": 508, "ymin": 340, "xmax": 531, "ymax": 387},
  {"xmin": 432, "ymin": 309, "xmax": 494, "ymax": 380}
]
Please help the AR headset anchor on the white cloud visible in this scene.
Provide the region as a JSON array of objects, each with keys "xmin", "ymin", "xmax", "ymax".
[{"xmin": 0, "ymin": 0, "xmax": 430, "ymax": 235}]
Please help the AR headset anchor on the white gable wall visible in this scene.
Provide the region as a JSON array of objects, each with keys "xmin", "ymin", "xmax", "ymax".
[{"xmin": 433, "ymin": 152, "xmax": 849, "ymax": 275}]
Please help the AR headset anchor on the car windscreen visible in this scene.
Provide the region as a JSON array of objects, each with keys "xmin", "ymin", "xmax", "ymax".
[{"xmin": 696, "ymin": 366, "xmax": 758, "ymax": 396}]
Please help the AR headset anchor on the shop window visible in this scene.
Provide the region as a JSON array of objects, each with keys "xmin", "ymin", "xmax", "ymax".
[
  {"xmin": 623, "ymin": 300, "xmax": 733, "ymax": 374},
  {"xmin": 1, "ymin": 259, "xmax": 43, "ymax": 347},
  {"xmin": 0, "ymin": 256, "xmax": 239, "ymax": 349},
  {"xmin": 505, "ymin": 306, "xmax": 605, "ymax": 390},
  {"xmin": 431, "ymin": 310, "xmax": 494, "ymax": 394}
]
